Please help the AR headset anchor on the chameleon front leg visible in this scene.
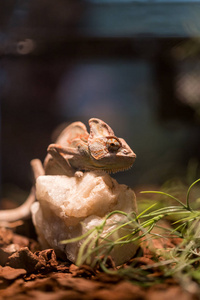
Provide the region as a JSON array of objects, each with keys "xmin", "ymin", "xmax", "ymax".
[
  {"xmin": 47, "ymin": 144, "xmax": 85, "ymax": 178},
  {"xmin": 46, "ymin": 144, "xmax": 76, "ymax": 176},
  {"xmin": 0, "ymin": 159, "xmax": 44, "ymax": 224}
]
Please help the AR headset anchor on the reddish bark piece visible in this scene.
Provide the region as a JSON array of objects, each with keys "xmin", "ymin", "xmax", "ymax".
[
  {"xmin": 12, "ymin": 234, "xmax": 31, "ymax": 248},
  {"xmin": 7, "ymin": 247, "xmax": 46, "ymax": 273},
  {"xmin": 0, "ymin": 228, "xmax": 13, "ymax": 246},
  {"xmin": 0, "ymin": 278, "xmax": 25, "ymax": 298},
  {"xmin": 24, "ymin": 276, "xmax": 58, "ymax": 291},
  {"xmin": 23, "ymin": 273, "xmax": 45, "ymax": 281},
  {"xmin": 0, "ymin": 244, "xmax": 21, "ymax": 266},
  {"xmin": 128, "ymin": 256, "xmax": 156, "ymax": 266},
  {"xmin": 92, "ymin": 281, "xmax": 145, "ymax": 300},
  {"xmin": 54, "ymin": 276, "xmax": 103, "ymax": 293},
  {"xmin": 114, "ymin": 282, "xmax": 145, "ymax": 300},
  {"xmin": 72, "ymin": 264, "xmax": 96, "ymax": 278},
  {"xmin": 0, "ymin": 225, "xmax": 198, "ymax": 300},
  {"xmin": 69, "ymin": 264, "xmax": 79, "ymax": 275},
  {"xmin": 69, "ymin": 264, "xmax": 96, "ymax": 278},
  {"xmin": 148, "ymin": 285, "xmax": 194, "ymax": 300},
  {"xmin": 56, "ymin": 263, "xmax": 70, "ymax": 273},
  {"xmin": 27, "ymin": 290, "xmax": 82, "ymax": 300},
  {"xmin": 0, "ymin": 266, "xmax": 26, "ymax": 280},
  {"xmin": 94, "ymin": 272, "xmax": 122, "ymax": 284},
  {"xmin": 34, "ymin": 249, "xmax": 58, "ymax": 269}
]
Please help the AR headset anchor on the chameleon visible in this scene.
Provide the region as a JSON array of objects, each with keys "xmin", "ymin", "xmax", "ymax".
[{"xmin": 0, "ymin": 118, "xmax": 136, "ymax": 223}]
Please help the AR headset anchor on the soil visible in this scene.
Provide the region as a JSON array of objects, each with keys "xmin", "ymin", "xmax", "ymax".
[{"xmin": 0, "ymin": 223, "xmax": 199, "ymax": 300}]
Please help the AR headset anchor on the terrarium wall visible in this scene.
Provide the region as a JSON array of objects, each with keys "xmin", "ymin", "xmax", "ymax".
[{"xmin": 1, "ymin": 0, "xmax": 200, "ymax": 207}]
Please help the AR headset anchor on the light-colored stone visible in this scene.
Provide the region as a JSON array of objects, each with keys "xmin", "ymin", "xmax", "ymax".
[{"xmin": 31, "ymin": 171, "xmax": 138, "ymax": 265}]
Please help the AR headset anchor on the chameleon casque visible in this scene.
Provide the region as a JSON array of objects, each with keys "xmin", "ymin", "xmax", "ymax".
[{"xmin": 0, "ymin": 118, "xmax": 136, "ymax": 223}]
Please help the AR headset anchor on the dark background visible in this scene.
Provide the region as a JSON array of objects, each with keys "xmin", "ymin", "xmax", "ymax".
[{"xmin": 1, "ymin": 0, "xmax": 200, "ymax": 206}]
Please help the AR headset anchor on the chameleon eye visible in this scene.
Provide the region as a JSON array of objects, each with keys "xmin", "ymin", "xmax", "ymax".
[{"xmin": 106, "ymin": 137, "xmax": 121, "ymax": 152}]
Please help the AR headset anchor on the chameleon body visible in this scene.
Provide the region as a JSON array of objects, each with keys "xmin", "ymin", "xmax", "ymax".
[
  {"xmin": 0, "ymin": 118, "xmax": 136, "ymax": 223},
  {"xmin": 45, "ymin": 118, "xmax": 136, "ymax": 175}
]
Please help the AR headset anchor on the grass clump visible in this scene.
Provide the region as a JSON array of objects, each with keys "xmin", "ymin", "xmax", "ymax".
[{"xmin": 61, "ymin": 178, "xmax": 200, "ymax": 289}]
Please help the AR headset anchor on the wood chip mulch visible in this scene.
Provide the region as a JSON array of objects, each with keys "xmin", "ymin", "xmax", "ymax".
[{"xmin": 0, "ymin": 226, "xmax": 198, "ymax": 300}]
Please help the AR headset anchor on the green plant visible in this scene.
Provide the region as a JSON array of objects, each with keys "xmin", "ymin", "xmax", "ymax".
[{"xmin": 61, "ymin": 178, "xmax": 200, "ymax": 288}]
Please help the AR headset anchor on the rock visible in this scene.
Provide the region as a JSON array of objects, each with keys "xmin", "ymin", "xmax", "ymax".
[{"xmin": 32, "ymin": 172, "xmax": 138, "ymax": 266}]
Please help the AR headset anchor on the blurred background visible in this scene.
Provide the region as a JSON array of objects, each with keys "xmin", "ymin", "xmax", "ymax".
[{"xmin": 1, "ymin": 0, "xmax": 200, "ymax": 208}]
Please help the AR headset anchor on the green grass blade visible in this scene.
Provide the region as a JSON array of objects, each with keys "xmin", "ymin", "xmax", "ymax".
[
  {"xmin": 140, "ymin": 191, "xmax": 188, "ymax": 209},
  {"xmin": 186, "ymin": 178, "xmax": 200, "ymax": 210}
]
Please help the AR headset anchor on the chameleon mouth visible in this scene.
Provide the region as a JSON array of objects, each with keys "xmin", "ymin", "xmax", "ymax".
[
  {"xmin": 104, "ymin": 153, "xmax": 136, "ymax": 174},
  {"xmin": 105, "ymin": 165, "xmax": 133, "ymax": 174}
]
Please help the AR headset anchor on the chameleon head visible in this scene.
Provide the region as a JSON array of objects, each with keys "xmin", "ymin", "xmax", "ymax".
[{"xmin": 88, "ymin": 119, "xmax": 136, "ymax": 172}]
